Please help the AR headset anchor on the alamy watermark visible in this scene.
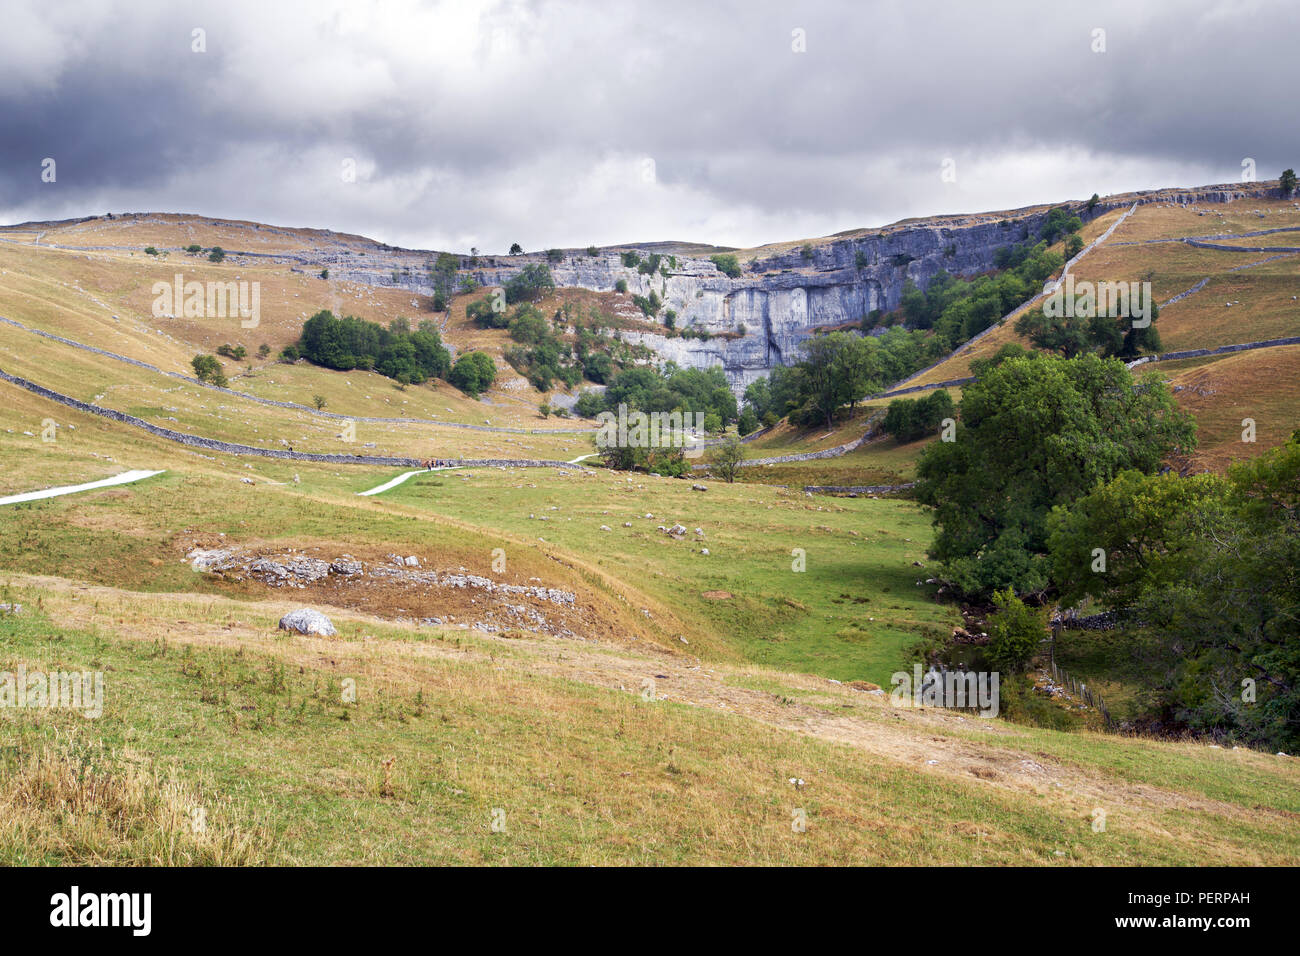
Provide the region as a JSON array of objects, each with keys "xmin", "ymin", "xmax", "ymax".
[
  {"xmin": 1043, "ymin": 275, "xmax": 1152, "ymax": 328},
  {"xmin": 152, "ymin": 273, "xmax": 260, "ymax": 328},
  {"xmin": 0, "ymin": 665, "xmax": 103, "ymax": 718},
  {"xmin": 595, "ymin": 403, "xmax": 706, "ymax": 458},
  {"xmin": 891, "ymin": 664, "xmax": 999, "ymax": 718}
]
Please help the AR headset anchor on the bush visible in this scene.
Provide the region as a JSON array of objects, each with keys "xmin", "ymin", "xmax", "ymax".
[
  {"xmin": 710, "ymin": 253, "xmax": 742, "ymax": 278},
  {"xmin": 215, "ymin": 343, "xmax": 247, "ymax": 361},
  {"xmin": 144, "ymin": 246, "xmax": 159, "ymax": 256},
  {"xmin": 208, "ymin": 247, "xmax": 225, "ymax": 263},
  {"xmin": 546, "ymin": 249, "xmax": 564, "ymax": 263},
  {"xmin": 614, "ymin": 279, "xmax": 628, "ymax": 294},
  {"xmin": 312, "ymin": 394, "xmax": 327, "ymax": 410},
  {"xmin": 509, "ymin": 243, "xmax": 523, "ymax": 255},
  {"xmin": 586, "ymin": 246, "xmax": 599, "ymax": 257},
  {"xmin": 985, "ymin": 589, "xmax": 1045, "ymax": 673},
  {"xmin": 185, "ymin": 244, "xmax": 202, "ymax": 254},
  {"xmin": 257, "ymin": 343, "xmax": 271, "ymax": 359}
]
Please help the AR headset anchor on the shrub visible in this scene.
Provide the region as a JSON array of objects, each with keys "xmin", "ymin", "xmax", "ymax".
[
  {"xmin": 546, "ymin": 248, "xmax": 564, "ymax": 263},
  {"xmin": 614, "ymin": 279, "xmax": 628, "ymax": 294},
  {"xmin": 144, "ymin": 246, "xmax": 159, "ymax": 256},
  {"xmin": 185, "ymin": 244, "xmax": 202, "ymax": 254},
  {"xmin": 509, "ymin": 243, "xmax": 523, "ymax": 255},
  {"xmin": 586, "ymin": 246, "xmax": 599, "ymax": 257},
  {"xmin": 208, "ymin": 247, "xmax": 225, "ymax": 263},
  {"xmin": 710, "ymin": 253, "xmax": 742, "ymax": 278},
  {"xmin": 312, "ymin": 394, "xmax": 327, "ymax": 410}
]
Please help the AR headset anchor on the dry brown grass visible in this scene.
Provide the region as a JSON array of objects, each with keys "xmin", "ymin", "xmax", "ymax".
[{"xmin": 0, "ymin": 732, "xmax": 269, "ymax": 865}]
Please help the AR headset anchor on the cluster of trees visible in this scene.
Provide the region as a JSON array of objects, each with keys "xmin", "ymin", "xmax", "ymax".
[
  {"xmin": 502, "ymin": 304, "xmax": 583, "ymax": 392},
  {"xmin": 291, "ymin": 310, "xmax": 451, "ymax": 385},
  {"xmin": 1047, "ymin": 439, "xmax": 1300, "ymax": 748},
  {"xmin": 881, "ymin": 389, "xmax": 954, "ymax": 443},
  {"xmin": 577, "ymin": 364, "xmax": 737, "ymax": 431},
  {"xmin": 905, "ymin": 350, "xmax": 1300, "ymax": 746},
  {"xmin": 468, "ymin": 299, "xmax": 630, "ymax": 392},
  {"xmin": 896, "ymin": 240, "xmax": 1064, "ymax": 351},
  {"xmin": 1014, "ymin": 285, "xmax": 1162, "ymax": 359},
  {"xmin": 914, "ymin": 350, "xmax": 1196, "ymax": 598},
  {"xmin": 743, "ymin": 328, "xmax": 941, "ymax": 429}
]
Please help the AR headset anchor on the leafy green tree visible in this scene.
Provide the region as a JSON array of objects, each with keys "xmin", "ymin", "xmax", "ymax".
[
  {"xmin": 190, "ymin": 354, "xmax": 227, "ymax": 387},
  {"xmin": 985, "ymin": 589, "xmax": 1046, "ymax": 673},
  {"xmin": 710, "ymin": 434, "xmax": 745, "ymax": 482},
  {"xmin": 1048, "ymin": 438, "xmax": 1300, "ymax": 749},
  {"xmin": 208, "ymin": 247, "xmax": 225, "ymax": 263},
  {"xmin": 509, "ymin": 243, "xmax": 523, "ymax": 255},
  {"xmin": 449, "ymin": 351, "xmax": 496, "ymax": 396},
  {"xmin": 737, "ymin": 406, "xmax": 759, "ymax": 436},
  {"xmin": 1281, "ymin": 168, "xmax": 1297, "ymax": 198},
  {"xmin": 914, "ymin": 354, "xmax": 1196, "ymax": 598},
  {"xmin": 504, "ymin": 264, "xmax": 554, "ymax": 304}
]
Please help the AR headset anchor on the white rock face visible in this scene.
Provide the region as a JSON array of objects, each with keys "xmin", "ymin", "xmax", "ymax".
[{"xmin": 278, "ymin": 608, "xmax": 337, "ymax": 636}]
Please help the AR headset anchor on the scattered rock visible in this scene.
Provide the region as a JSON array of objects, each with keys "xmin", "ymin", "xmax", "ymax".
[{"xmin": 278, "ymin": 608, "xmax": 337, "ymax": 636}]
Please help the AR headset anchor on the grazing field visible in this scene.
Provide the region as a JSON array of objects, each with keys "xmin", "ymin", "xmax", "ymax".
[{"xmin": 2, "ymin": 587, "xmax": 1296, "ymax": 866}]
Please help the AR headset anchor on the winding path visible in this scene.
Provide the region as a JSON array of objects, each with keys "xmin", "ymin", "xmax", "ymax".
[{"xmin": 0, "ymin": 469, "xmax": 165, "ymax": 506}]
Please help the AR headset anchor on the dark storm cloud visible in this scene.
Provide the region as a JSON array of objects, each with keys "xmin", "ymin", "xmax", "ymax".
[{"xmin": 1, "ymin": 0, "xmax": 1296, "ymax": 250}]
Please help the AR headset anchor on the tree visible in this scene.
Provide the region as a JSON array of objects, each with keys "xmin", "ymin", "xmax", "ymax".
[
  {"xmin": 985, "ymin": 589, "xmax": 1045, "ymax": 673},
  {"xmin": 312, "ymin": 394, "xmax": 328, "ymax": 410},
  {"xmin": 710, "ymin": 434, "xmax": 745, "ymax": 483},
  {"xmin": 737, "ymin": 407, "xmax": 759, "ymax": 436},
  {"xmin": 798, "ymin": 332, "xmax": 860, "ymax": 427},
  {"xmin": 429, "ymin": 252, "xmax": 458, "ymax": 303},
  {"xmin": 191, "ymin": 354, "xmax": 227, "ymax": 387},
  {"xmin": 504, "ymin": 264, "xmax": 554, "ymax": 304},
  {"xmin": 509, "ymin": 243, "xmax": 523, "ymax": 255},
  {"xmin": 1048, "ymin": 438, "xmax": 1300, "ymax": 750},
  {"xmin": 449, "ymin": 351, "xmax": 496, "ymax": 396},
  {"xmin": 913, "ymin": 353, "xmax": 1196, "ymax": 598},
  {"xmin": 1015, "ymin": 299, "xmax": 1162, "ymax": 360},
  {"xmin": 1282, "ymin": 168, "xmax": 1297, "ymax": 198},
  {"xmin": 208, "ymin": 247, "xmax": 225, "ymax": 263}
]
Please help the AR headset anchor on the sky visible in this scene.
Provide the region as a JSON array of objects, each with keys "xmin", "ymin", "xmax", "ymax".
[{"xmin": 1, "ymin": 0, "xmax": 1296, "ymax": 253}]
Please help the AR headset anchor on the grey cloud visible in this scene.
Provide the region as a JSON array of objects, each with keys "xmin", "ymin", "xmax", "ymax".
[{"xmin": 1, "ymin": 0, "xmax": 1296, "ymax": 250}]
